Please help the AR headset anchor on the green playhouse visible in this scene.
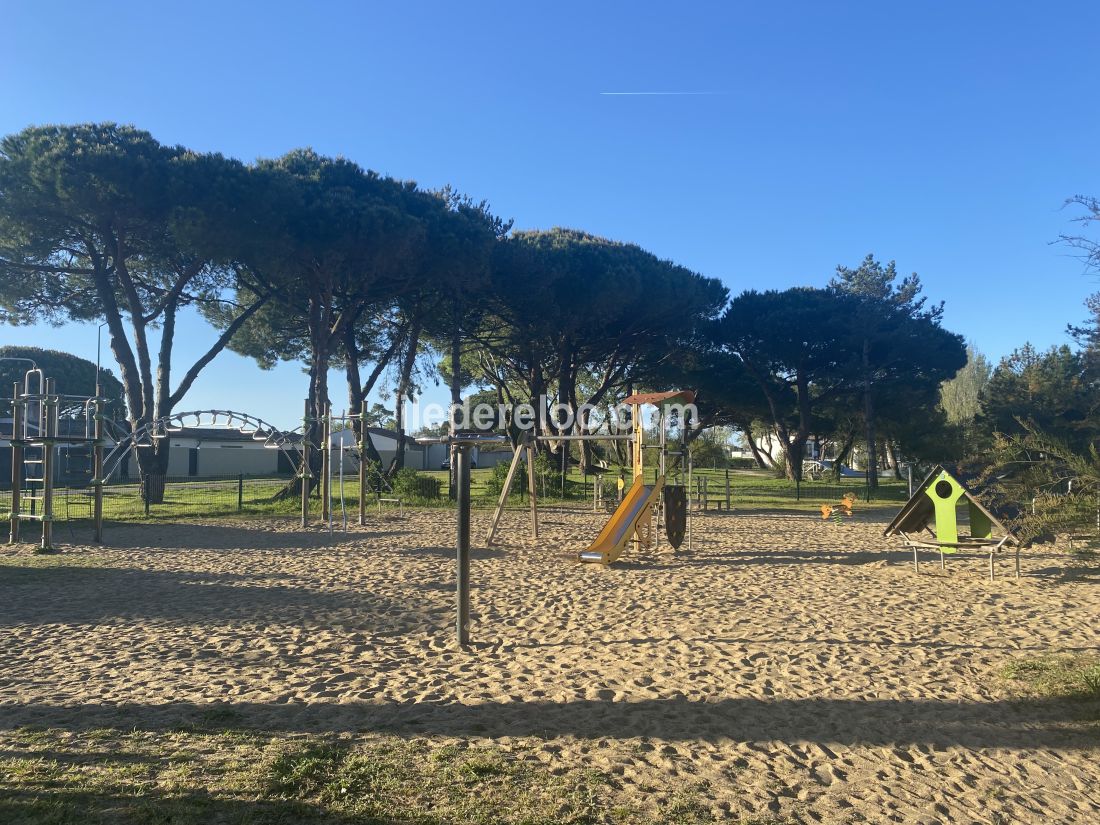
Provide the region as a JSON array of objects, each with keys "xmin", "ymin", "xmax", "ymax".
[{"xmin": 884, "ymin": 465, "xmax": 1019, "ymax": 580}]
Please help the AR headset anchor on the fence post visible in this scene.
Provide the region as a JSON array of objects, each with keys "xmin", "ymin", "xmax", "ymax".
[
  {"xmin": 725, "ymin": 468, "xmax": 731, "ymax": 509},
  {"xmin": 238, "ymin": 473, "xmax": 244, "ymax": 512},
  {"xmin": 796, "ymin": 477, "xmax": 800, "ymax": 502},
  {"xmin": 144, "ymin": 479, "xmax": 151, "ymax": 517}
]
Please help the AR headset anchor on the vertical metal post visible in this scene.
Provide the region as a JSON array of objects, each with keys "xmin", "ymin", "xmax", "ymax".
[
  {"xmin": 357, "ymin": 403, "xmax": 367, "ymax": 526},
  {"xmin": 40, "ymin": 378, "xmax": 56, "ymax": 551},
  {"xmin": 9, "ymin": 382, "xmax": 22, "ymax": 544},
  {"xmin": 725, "ymin": 468, "xmax": 731, "ymax": 510},
  {"xmin": 93, "ymin": 397, "xmax": 104, "ymax": 543},
  {"xmin": 455, "ymin": 443, "xmax": 472, "ymax": 648},
  {"xmin": 321, "ymin": 404, "xmax": 331, "ymax": 523},
  {"xmin": 686, "ymin": 447, "xmax": 693, "ymax": 552},
  {"xmin": 300, "ymin": 399, "xmax": 311, "ymax": 528},
  {"xmin": 237, "ymin": 473, "xmax": 244, "ymax": 512},
  {"xmin": 339, "ymin": 438, "xmax": 347, "ymax": 532},
  {"xmin": 907, "ymin": 464, "xmax": 913, "ymax": 498}
]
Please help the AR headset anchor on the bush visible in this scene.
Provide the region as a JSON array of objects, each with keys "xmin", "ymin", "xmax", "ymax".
[
  {"xmin": 484, "ymin": 459, "xmax": 525, "ymax": 499},
  {"xmin": 392, "ymin": 468, "xmax": 442, "ymax": 501},
  {"xmin": 728, "ymin": 457, "xmax": 757, "ymax": 470}
]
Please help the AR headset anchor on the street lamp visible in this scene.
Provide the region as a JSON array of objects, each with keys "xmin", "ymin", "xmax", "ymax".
[{"xmin": 95, "ymin": 321, "xmax": 108, "ymax": 396}]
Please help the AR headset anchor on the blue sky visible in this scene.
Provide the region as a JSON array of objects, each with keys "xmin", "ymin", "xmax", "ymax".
[{"xmin": 2, "ymin": 1, "xmax": 1099, "ymax": 429}]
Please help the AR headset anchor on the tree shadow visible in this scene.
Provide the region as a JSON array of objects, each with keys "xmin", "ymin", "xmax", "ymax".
[
  {"xmin": 0, "ymin": 565, "xmax": 442, "ymax": 630},
  {"xmin": 2, "ymin": 695, "xmax": 1096, "ymax": 751},
  {"xmin": 0, "ymin": 786, "xmax": 362, "ymax": 825},
  {"xmin": 674, "ymin": 549, "xmax": 901, "ymax": 568},
  {"xmin": 101, "ymin": 522, "xmax": 417, "ymax": 551}
]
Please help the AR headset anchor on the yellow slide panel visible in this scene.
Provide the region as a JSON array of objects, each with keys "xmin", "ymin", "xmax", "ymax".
[{"xmin": 580, "ymin": 475, "xmax": 665, "ymax": 564}]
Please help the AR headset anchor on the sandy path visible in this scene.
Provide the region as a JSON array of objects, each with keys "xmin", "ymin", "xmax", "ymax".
[{"xmin": 1, "ymin": 509, "xmax": 1098, "ymax": 823}]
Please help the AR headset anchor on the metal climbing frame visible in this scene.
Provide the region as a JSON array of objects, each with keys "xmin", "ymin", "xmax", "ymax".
[{"xmin": 6, "ymin": 368, "xmax": 107, "ymax": 550}]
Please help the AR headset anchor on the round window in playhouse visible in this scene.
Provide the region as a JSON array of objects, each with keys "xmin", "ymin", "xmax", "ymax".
[{"xmin": 934, "ymin": 480, "xmax": 953, "ymax": 499}]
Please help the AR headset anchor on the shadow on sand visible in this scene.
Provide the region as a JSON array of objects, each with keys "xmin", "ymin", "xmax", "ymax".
[
  {"xmin": 0, "ymin": 564, "xmax": 444, "ymax": 630},
  {"xmin": 3, "ymin": 693, "xmax": 1097, "ymax": 752}
]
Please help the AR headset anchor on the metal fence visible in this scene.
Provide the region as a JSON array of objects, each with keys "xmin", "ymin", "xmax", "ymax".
[
  {"xmin": 49, "ymin": 474, "xmax": 303, "ymax": 522},
  {"xmin": 32, "ymin": 468, "xmax": 912, "ymax": 525}
]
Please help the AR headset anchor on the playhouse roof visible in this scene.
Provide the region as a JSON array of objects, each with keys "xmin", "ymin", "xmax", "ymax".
[
  {"xmin": 621, "ymin": 390, "xmax": 696, "ymax": 407},
  {"xmin": 883, "ymin": 464, "xmax": 1018, "ymax": 542}
]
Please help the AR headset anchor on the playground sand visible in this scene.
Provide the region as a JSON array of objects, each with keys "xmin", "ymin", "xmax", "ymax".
[{"xmin": 2, "ymin": 509, "xmax": 1098, "ymax": 823}]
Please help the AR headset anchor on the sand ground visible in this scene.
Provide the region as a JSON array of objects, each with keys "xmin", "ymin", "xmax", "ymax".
[{"xmin": 1, "ymin": 508, "xmax": 1098, "ymax": 823}]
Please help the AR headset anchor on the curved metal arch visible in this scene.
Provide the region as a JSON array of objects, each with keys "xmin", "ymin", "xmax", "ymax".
[{"xmin": 102, "ymin": 409, "xmax": 306, "ymax": 481}]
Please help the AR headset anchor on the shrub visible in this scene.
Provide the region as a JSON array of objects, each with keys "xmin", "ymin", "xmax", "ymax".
[
  {"xmin": 484, "ymin": 459, "xmax": 525, "ymax": 499},
  {"xmin": 392, "ymin": 468, "xmax": 442, "ymax": 501}
]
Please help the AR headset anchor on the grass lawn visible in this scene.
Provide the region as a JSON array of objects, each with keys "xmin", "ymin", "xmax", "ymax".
[{"xmin": 0, "ymin": 725, "xmax": 727, "ymax": 825}]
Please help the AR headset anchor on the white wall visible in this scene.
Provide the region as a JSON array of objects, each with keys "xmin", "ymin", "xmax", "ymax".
[{"xmin": 197, "ymin": 445, "xmax": 281, "ymax": 476}]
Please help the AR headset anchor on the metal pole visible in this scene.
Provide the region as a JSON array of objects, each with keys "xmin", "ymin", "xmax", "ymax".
[
  {"xmin": 9, "ymin": 382, "xmax": 22, "ymax": 544},
  {"xmin": 300, "ymin": 399, "xmax": 311, "ymax": 528},
  {"xmin": 357, "ymin": 403, "xmax": 366, "ymax": 526},
  {"xmin": 339, "ymin": 436, "xmax": 347, "ymax": 532},
  {"xmin": 725, "ymin": 468, "xmax": 731, "ymax": 510},
  {"xmin": 455, "ymin": 443, "xmax": 472, "ymax": 648},
  {"xmin": 560, "ymin": 440, "xmax": 566, "ymax": 499},
  {"xmin": 687, "ymin": 447, "xmax": 693, "ymax": 552},
  {"xmin": 93, "ymin": 397, "xmax": 104, "ymax": 543},
  {"xmin": 40, "ymin": 378, "xmax": 56, "ymax": 551},
  {"xmin": 321, "ymin": 404, "xmax": 331, "ymax": 524},
  {"xmin": 237, "ymin": 473, "xmax": 244, "ymax": 512},
  {"xmin": 95, "ymin": 322, "xmax": 106, "ymax": 396}
]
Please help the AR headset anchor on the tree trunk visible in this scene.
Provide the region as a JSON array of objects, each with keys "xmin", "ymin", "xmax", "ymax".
[
  {"xmin": 833, "ymin": 431, "xmax": 857, "ymax": 479},
  {"xmin": 885, "ymin": 439, "xmax": 900, "ymax": 476},
  {"xmin": 744, "ymin": 424, "xmax": 772, "ymax": 469},
  {"xmin": 393, "ymin": 317, "xmax": 423, "ymax": 473},
  {"xmin": 342, "ymin": 322, "xmax": 400, "ymax": 472},
  {"xmin": 782, "ymin": 434, "xmax": 808, "ymax": 481},
  {"xmin": 863, "ymin": 337, "xmax": 878, "ymax": 490}
]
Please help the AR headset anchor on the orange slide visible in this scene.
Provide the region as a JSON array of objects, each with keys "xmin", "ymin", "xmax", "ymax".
[{"xmin": 579, "ymin": 475, "xmax": 665, "ymax": 564}]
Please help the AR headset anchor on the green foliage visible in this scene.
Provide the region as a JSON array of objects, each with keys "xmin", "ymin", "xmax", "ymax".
[
  {"xmin": 979, "ymin": 344, "xmax": 1094, "ymax": 451},
  {"xmin": 690, "ymin": 438, "xmax": 729, "ymax": 469},
  {"xmin": 0, "ymin": 346, "xmax": 124, "ymax": 412},
  {"xmin": 484, "ymin": 456, "xmax": 524, "ymax": 499},
  {"xmin": 979, "ymin": 422, "xmax": 1100, "ymax": 542},
  {"xmin": 0, "ymin": 122, "xmax": 274, "ymax": 490},
  {"xmin": 391, "ymin": 468, "xmax": 442, "ymax": 501},
  {"xmin": 473, "ymin": 228, "xmax": 727, "ymax": 428},
  {"xmin": 941, "ymin": 345, "xmax": 992, "ymax": 425},
  {"xmin": 531, "ymin": 450, "xmax": 561, "ymax": 491},
  {"xmin": 1001, "ymin": 655, "xmax": 1100, "ymax": 701},
  {"xmin": 362, "ymin": 402, "xmax": 395, "ymax": 429}
]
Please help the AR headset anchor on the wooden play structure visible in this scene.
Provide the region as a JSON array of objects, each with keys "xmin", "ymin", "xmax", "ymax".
[
  {"xmin": 884, "ymin": 464, "xmax": 1019, "ymax": 580},
  {"xmin": 485, "ymin": 390, "xmax": 695, "ymax": 564}
]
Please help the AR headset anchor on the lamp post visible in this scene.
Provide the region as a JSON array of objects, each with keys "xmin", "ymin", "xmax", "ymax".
[{"xmin": 95, "ymin": 321, "xmax": 108, "ymax": 396}]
